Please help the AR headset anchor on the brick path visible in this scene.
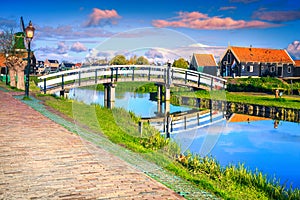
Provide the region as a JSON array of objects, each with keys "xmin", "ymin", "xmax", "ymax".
[{"xmin": 0, "ymin": 90, "xmax": 184, "ymax": 199}]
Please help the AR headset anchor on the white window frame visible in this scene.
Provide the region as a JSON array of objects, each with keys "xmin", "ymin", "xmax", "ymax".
[
  {"xmin": 247, "ymin": 65, "xmax": 253, "ymax": 72},
  {"xmin": 287, "ymin": 66, "xmax": 292, "ymax": 73}
]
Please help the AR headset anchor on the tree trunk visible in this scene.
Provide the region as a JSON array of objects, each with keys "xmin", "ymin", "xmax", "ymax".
[
  {"xmin": 15, "ymin": 60, "xmax": 27, "ymax": 90},
  {"xmin": 8, "ymin": 68, "xmax": 16, "ymax": 87},
  {"xmin": 16, "ymin": 69, "xmax": 25, "ymax": 90}
]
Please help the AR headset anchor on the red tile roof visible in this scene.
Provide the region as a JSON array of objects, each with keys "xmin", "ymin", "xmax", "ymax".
[
  {"xmin": 194, "ymin": 54, "xmax": 217, "ymax": 66},
  {"xmin": 230, "ymin": 46, "xmax": 294, "ymax": 64},
  {"xmin": 294, "ymin": 60, "xmax": 300, "ymax": 67},
  {"xmin": 229, "ymin": 113, "xmax": 268, "ymax": 123}
]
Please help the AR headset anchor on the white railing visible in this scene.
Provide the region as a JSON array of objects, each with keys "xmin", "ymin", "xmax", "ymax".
[{"xmin": 38, "ymin": 65, "xmax": 226, "ymax": 93}]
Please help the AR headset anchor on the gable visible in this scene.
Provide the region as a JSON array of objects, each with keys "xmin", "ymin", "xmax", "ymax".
[
  {"xmin": 295, "ymin": 60, "xmax": 300, "ymax": 67},
  {"xmin": 230, "ymin": 46, "xmax": 294, "ymax": 64},
  {"xmin": 193, "ymin": 54, "xmax": 217, "ymax": 67}
]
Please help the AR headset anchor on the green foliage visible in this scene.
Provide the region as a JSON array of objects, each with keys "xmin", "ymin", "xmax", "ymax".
[
  {"xmin": 227, "ymin": 77, "xmax": 291, "ymax": 93},
  {"xmin": 110, "ymin": 54, "xmax": 128, "ymax": 65},
  {"xmin": 136, "ymin": 56, "xmax": 149, "ymax": 65},
  {"xmin": 177, "ymin": 153, "xmax": 300, "ymax": 200},
  {"xmin": 172, "ymin": 58, "xmax": 189, "ymax": 69}
]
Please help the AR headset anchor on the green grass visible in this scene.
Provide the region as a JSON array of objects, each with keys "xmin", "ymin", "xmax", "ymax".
[
  {"xmin": 226, "ymin": 77, "xmax": 299, "ymax": 93},
  {"xmin": 175, "ymin": 90, "xmax": 300, "ymax": 109},
  {"xmin": 39, "ymin": 95, "xmax": 300, "ymax": 200}
]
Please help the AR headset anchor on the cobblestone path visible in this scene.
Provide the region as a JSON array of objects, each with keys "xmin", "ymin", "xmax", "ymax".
[{"xmin": 0, "ymin": 90, "xmax": 184, "ymax": 199}]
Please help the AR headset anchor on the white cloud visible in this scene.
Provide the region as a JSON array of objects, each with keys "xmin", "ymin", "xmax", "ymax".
[
  {"xmin": 287, "ymin": 40, "xmax": 300, "ymax": 59},
  {"xmin": 71, "ymin": 42, "xmax": 87, "ymax": 53}
]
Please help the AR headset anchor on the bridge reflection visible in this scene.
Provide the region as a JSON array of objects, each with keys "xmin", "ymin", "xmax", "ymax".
[{"xmin": 139, "ymin": 108, "xmax": 226, "ymax": 137}]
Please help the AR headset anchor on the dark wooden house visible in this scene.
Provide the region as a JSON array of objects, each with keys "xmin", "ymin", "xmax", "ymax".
[
  {"xmin": 294, "ymin": 60, "xmax": 300, "ymax": 77},
  {"xmin": 220, "ymin": 46, "xmax": 295, "ymax": 78}
]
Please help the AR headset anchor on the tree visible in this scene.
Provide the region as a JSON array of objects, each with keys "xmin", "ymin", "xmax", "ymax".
[
  {"xmin": 136, "ymin": 56, "xmax": 149, "ymax": 65},
  {"xmin": 0, "ymin": 22, "xmax": 15, "ymax": 54},
  {"xmin": 128, "ymin": 55, "xmax": 137, "ymax": 64},
  {"xmin": 172, "ymin": 58, "xmax": 189, "ymax": 69},
  {"xmin": 110, "ymin": 54, "xmax": 128, "ymax": 65}
]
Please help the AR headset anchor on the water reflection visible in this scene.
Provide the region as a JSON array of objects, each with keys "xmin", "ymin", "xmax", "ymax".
[
  {"xmin": 67, "ymin": 88, "xmax": 300, "ymax": 189},
  {"xmin": 174, "ymin": 118, "xmax": 300, "ymax": 188}
]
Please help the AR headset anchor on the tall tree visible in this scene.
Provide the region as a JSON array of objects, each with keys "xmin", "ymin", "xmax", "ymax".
[
  {"xmin": 172, "ymin": 58, "xmax": 189, "ymax": 69},
  {"xmin": 0, "ymin": 22, "xmax": 15, "ymax": 54},
  {"xmin": 110, "ymin": 54, "xmax": 128, "ymax": 65},
  {"xmin": 136, "ymin": 56, "xmax": 149, "ymax": 65}
]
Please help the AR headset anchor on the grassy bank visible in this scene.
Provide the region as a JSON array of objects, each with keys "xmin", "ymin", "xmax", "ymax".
[
  {"xmin": 226, "ymin": 77, "xmax": 300, "ymax": 94},
  {"xmin": 37, "ymin": 94, "xmax": 300, "ymax": 200},
  {"xmin": 175, "ymin": 90, "xmax": 300, "ymax": 109}
]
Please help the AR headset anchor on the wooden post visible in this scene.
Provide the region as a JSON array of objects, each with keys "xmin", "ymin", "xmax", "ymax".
[
  {"xmin": 61, "ymin": 74, "xmax": 64, "ymax": 90},
  {"xmin": 95, "ymin": 69, "xmax": 97, "ymax": 84},
  {"xmin": 148, "ymin": 67, "xmax": 151, "ymax": 81},
  {"xmin": 138, "ymin": 121, "xmax": 143, "ymax": 136},
  {"xmin": 132, "ymin": 67, "xmax": 135, "ymax": 81},
  {"xmin": 43, "ymin": 78, "xmax": 46, "ymax": 94}
]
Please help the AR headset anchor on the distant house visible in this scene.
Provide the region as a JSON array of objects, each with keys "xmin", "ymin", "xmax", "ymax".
[
  {"xmin": 189, "ymin": 53, "xmax": 218, "ymax": 76},
  {"xmin": 75, "ymin": 63, "xmax": 82, "ymax": 69},
  {"xmin": 36, "ymin": 61, "xmax": 45, "ymax": 74},
  {"xmin": 60, "ymin": 62, "xmax": 75, "ymax": 71},
  {"xmin": 220, "ymin": 46, "xmax": 295, "ymax": 78},
  {"xmin": 0, "ymin": 53, "xmax": 6, "ymax": 75},
  {"xmin": 44, "ymin": 59, "xmax": 59, "ymax": 68},
  {"xmin": 294, "ymin": 60, "xmax": 300, "ymax": 77}
]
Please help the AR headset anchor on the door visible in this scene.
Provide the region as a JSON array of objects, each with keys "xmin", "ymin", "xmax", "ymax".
[{"xmin": 277, "ymin": 66, "xmax": 283, "ymax": 77}]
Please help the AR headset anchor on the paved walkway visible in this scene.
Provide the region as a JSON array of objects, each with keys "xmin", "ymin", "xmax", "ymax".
[{"xmin": 0, "ymin": 90, "xmax": 184, "ymax": 199}]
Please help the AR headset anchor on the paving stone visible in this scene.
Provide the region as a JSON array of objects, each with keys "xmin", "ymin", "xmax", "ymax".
[{"xmin": 0, "ymin": 90, "xmax": 184, "ymax": 199}]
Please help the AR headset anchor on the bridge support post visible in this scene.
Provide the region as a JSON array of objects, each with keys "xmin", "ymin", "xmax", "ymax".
[{"xmin": 104, "ymin": 83, "xmax": 116, "ymax": 109}]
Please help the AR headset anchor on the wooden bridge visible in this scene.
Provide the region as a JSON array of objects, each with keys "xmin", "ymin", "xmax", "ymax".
[{"xmin": 38, "ymin": 65, "xmax": 227, "ymax": 94}]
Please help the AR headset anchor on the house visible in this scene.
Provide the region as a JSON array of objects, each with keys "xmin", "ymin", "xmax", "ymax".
[
  {"xmin": 44, "ymin": 59, "xmax": 59, "ymax": 68},
  {"xmin": 220, "ymin": 46, "xmax": 295, "ymax": 78},
  {"xmin": 0, "ymin": 53, "xmax": 6, "ymax": 75},
  {"xmin": 36, "ymin": 61, "xmax": 45, "ymax": 74},
  {"xmin": 189, "ymin": 53, "xmax": 218, "ymax": 76},
  {"xmin": 60, "ymin": 62, "xmax": 75, "ymax": 71},
  {"xmin": 294, "ymin": 60, "xmax": 300, "ymax": 77},
  {"xmin": 75, "ymin": 63, "xmax": 82, "ymax": 69}
]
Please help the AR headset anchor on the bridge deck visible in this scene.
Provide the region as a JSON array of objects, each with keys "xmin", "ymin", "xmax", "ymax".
[
  {"xmin": 38, "ymin": 65, "xmax": 226, "ymax": 94},
  {"xmin": 0, "ymin": 90, "xmax": 183, "ymax": 199}
]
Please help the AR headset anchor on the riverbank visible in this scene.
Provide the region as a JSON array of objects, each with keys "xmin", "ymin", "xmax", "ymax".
[
  {"xmin": 2, "ymin": 80, "xmax": 300, "ymax": 199},
  {"xmin": 33, "ymin": 92, "xmax": 300, "ymax": 199}
]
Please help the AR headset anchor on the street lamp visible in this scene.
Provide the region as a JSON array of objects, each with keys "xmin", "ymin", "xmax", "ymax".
[{"xmin": 24, "ymin": 21, "xmax": 35, "ymax": 97}]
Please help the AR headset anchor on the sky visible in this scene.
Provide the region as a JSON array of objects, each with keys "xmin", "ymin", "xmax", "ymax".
[{"xmin": 0, "ymin": 0, "xmax": 300, "ymax": 63}]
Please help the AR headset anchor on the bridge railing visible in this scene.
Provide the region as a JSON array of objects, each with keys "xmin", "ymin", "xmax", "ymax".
[{"xmin": 38, "ymin": 65, "xmax": 226, "ymax": 93}]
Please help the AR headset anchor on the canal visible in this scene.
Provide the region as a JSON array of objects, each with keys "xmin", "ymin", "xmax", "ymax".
[{"xmin": 68, "ymin": 87, "xmax": 300, "ymax": 189}]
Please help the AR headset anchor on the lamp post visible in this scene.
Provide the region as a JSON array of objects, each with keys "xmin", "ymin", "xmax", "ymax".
[{"xmin": 24, "ymin": 21, "xmax": 35, "ymax": 97}]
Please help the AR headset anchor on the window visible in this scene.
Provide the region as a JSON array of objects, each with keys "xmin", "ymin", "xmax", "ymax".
[
  {"xmin": 287, "ymin": 66, "xmax": 292, "ymax": 73},
  {"xmin": 270, "ymin": 66, "xmax": 275, "ymax": 72},
  {"xmin": 247, "ymin": 65, "xmax": 253, "ymax": 72}
]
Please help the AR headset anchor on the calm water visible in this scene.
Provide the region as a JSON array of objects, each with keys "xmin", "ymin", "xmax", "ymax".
[
  {"xmin": 172, "ymin": 120, "xmax": 300, "ymax": 188},
  {"xmin": 68, "ymin": 88, "xmax": 300, "ymax": 188}
]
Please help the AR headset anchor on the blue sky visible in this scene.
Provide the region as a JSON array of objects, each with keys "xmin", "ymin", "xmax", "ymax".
[{"xmin": 1, "ymin": 0, "xmax": 300, "ymax": 63}]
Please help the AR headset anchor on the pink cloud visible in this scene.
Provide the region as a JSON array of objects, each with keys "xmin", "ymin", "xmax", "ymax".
[
  {"xmin": 70, "ymin": 42, "xmax": 87, "ymax": 53},
  {"xmin": 152, "ymin": 11, "xmax": 278, "ymax": 30},
  {"xmin": 253, "ymin": 10, "xmax": 300, "ymax": 22},
  {"xmin": 84, "ymin": 8, "xmax": 121, "ymax": 27}
]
